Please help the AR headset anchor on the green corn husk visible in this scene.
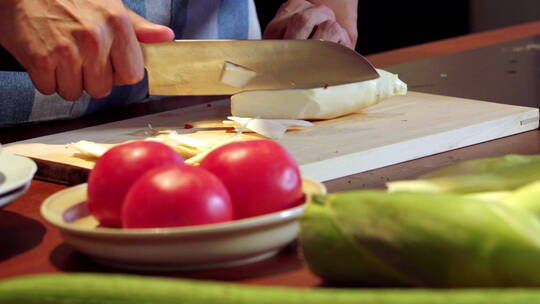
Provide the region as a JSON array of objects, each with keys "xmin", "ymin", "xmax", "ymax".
[
  {"xmin": 387, "ymin": 154, "xmax": 540, "ymax": 194},
  {"xmin": 299, "ymin": 191, "xmax": 540, "ymax": 287},
  {"xmin": 462, "ymin": 181, "xmax": 540, "ymax": 217},
  {"xmin": 464, "ymin": 191, "xmax": 512, "ymax": 202},
  {"xmin": 502, "ymin": 181, "xmax": 540, "ymax": 217}
]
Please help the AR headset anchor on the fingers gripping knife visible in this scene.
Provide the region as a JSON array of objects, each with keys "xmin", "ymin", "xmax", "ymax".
[{"xmin": 0, "ymin": 40, "xmax": 380, "ymax": 95}]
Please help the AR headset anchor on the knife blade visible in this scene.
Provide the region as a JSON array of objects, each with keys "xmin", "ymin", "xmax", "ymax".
[{"xmin": 142, "ymin": 40, "xmax": 379, "ymax": 96}]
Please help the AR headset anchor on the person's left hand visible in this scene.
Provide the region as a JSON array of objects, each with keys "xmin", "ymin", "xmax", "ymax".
[{"xmin": 263, "ymin": 0, "xmax": 355, "ymax": 49}]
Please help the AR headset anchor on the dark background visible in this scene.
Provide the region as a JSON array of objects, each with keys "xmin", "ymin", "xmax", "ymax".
[{"xmin": 255, "ymin": 0, "xmax": 539, "ymax": 55}]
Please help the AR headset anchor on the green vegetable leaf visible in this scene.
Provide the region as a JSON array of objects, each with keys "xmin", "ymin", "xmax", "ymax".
[
  {"xmin": 387, "ymin": 154, "xmax": 540, "ymax": 194},
  {"xmin": 300, "ymin": 191, "xmax": 540, "ymax": 287}
]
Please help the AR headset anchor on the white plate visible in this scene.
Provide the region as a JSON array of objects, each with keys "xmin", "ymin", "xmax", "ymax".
[
  {"xmin": 0, "ymin": 150, "xmax": 37, "ymax": 196},
  {"xmin": 41, "ymin": 177, "xmax": 326, "ymax": 271},
  {"xmin": 0, "ymin": 182, "xmax": 31, "ymax": 208}
]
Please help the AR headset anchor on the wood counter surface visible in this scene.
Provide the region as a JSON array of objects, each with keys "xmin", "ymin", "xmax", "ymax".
[{"xmin": 1, "ymin": 21, "xmax": 539, "ymax": 287}]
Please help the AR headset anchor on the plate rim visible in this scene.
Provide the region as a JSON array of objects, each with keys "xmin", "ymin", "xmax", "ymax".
[
  {"xmin": 40, "ymin": 177, "xmax": 326, "ymax": 237},
  {"xmin": 0, "ymin": 181, "xmax": 31, "ymax": 208},
  {"xmin": 0, "ymin": 150, "xmax": 37, "ymax": 196}
]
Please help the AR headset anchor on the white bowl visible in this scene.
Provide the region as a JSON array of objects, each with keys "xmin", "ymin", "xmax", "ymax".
[
  {"xmin": 41, "ymin": 177, "xmax": 326, "ymax": 271},
  {"xmin": 0, "ymin": 150, "xmax": 37, "ymax": 208}
]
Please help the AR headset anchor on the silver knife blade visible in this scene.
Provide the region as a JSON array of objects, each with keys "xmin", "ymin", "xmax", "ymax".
[{"xmin": 142, "ymin": 39, "xmax": 379, "ymax": 96}]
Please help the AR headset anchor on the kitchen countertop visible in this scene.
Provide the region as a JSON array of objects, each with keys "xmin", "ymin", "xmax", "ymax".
[{"xmin": 1, "ymin": 21, "xmax": 539, "ymax": 287}]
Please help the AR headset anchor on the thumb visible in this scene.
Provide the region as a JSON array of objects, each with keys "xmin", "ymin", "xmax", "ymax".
[{"xmin": 128, "ymin": 10, "xmax": 175, "ymax": 43}]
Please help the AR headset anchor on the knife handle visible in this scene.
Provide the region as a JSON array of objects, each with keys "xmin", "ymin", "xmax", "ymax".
[{"xmin": 0, "ymin": 46, "xmax": 25, "ymax": 71}]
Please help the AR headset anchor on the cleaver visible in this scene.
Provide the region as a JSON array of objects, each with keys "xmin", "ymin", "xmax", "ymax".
[
  {"xmin": 142, "ymin": 40, "xmax": 379, "ymax": 96},
  {"xmin": 0, "ymin": 40, "xmax": 379, "ymax": 96}
]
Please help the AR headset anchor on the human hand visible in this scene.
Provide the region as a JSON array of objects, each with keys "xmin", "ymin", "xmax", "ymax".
[
  {"xmin": 0, "ymin": 0, "xmax": 174, "ymax": 101},
  {"xmin": 263, "ymin": 0, "xmax": 355, "ymax": 49}
]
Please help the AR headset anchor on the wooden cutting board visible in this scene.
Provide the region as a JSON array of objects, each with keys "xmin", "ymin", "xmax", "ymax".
[{"xmin": 5, "ymin": 92, "xmax": 539, "ymax": 185}]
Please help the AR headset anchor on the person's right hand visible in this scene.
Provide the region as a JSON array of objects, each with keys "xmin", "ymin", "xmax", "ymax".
[{"xmin": 0, "ymin": 0, "xmax": 174, "ymax": 101}]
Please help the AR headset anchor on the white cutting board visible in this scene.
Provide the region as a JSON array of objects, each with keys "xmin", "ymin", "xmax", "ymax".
[{"xmin": 5, "ymin": 92, "xmax": 539, "ymax": 184}]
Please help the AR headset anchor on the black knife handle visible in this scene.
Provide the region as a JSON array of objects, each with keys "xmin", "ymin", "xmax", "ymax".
[{"xmin": 0, "ymin": 46, "xmax": 25, "ymax": 71}]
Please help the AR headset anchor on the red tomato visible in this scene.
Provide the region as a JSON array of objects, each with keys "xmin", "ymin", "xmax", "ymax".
[
  {"xmin": 87, "ymin": 141, "xmax": 183, "ymax": 227},
  {"xmin": 200, "ymin": 140, "xmax": 303, "ymax": 219},
  {"xmin": 122, "ymin": 164, "xmax": 233, "ymax": 228}
]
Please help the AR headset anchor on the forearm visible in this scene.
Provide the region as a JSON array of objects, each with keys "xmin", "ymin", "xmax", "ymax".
[{"xmin": 307, "ymin": 0, "xmax": 358, "ymax": 44}]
